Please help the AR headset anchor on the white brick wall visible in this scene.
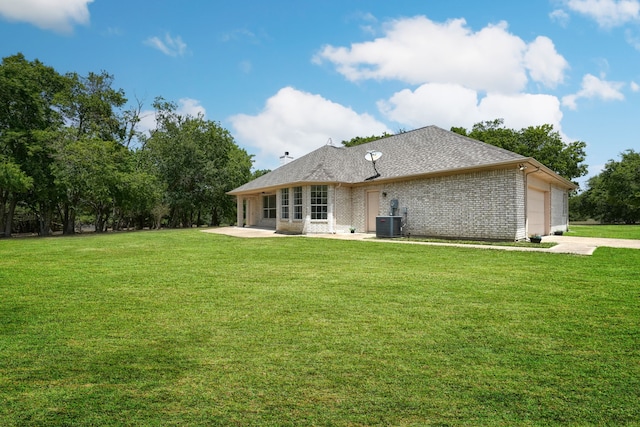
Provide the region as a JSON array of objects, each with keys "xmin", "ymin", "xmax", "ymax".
[
  {"xmin": 276, "ymin": 185, "xmax": 348, "ymax": 234},
  {"xmin": 348, "ymin": 169, "xmax": 526, "ymax": 240},
  {"xmin": 268, "ymin": 168, "xmax": 566, "ymax": 240}
]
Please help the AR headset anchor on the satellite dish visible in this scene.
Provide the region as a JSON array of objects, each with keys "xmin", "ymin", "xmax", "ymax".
[
  {"xmin": 364, "ymin": 150, "xmax": 382, "ymax": 180},
  {"xmin": 365, "ymin": 151, "xmax": 382, "ymax": 162}
]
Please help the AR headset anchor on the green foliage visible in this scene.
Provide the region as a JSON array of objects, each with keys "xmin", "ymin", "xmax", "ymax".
[
  {"xmin": 0, "ymin": 54, "xmax": 253, "ymax": 236},
  {"xmin": 58, "ymin": 71, "xmax": 127, "ymax": 142},
  {"xmin": 1, "ymin": 231, "xmax": 638, "ymax": 425},
  {"xmin": 251, "ymin": 168, "xmax": 271, "ymax": 179},
  {"xmin": 0, "ymin": 156, "xmax": 33, "ymax": 194},
  {"xmin": 341, "ymin": 132, "xmax": 393, "ymax": 147},
  {"xmin": 0, "ymin": 53, "xmax": 66, "ymax": 236},
  {"xmin": 0, "ymin": 53, "xmax": 64, "ymax": 132},
  {"xmin": 573, "ymin": 150, "xmax": 640, "ymax": 223},
  {"xmin": 52, "ymin": 133, "xmax": 133, "ymax": 232},
  {"xmin": 144, "ymin": 98, "xmax": 252, "ymax": 227},
  {"xmin": 453, "ymin": 119, "xmax": 588, "ymax": 183}
]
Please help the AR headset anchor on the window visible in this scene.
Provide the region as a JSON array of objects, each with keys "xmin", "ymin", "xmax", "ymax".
[
  {"xmin": 263, "ymin": 195, "xmax": 276, "ymax": 219},
  {"xmin": 281, "ymin": 188, "xmax": 289, "ymax": 219},
  {"xmin": 310, "ymin": 185, "xmax": 328, "ymax": 220},
  {"xmin": 293, "ymin": 186, "xmax": 303, "ymax": 220}
]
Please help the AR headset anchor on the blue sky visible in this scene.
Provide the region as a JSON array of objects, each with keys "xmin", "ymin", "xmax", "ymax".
[{"xmin": 1, "ymin": 0, "xmax": 639, "ymax": 186}]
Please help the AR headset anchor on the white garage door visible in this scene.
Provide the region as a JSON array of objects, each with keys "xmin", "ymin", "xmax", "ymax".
[{"xmin": 527, "ymin": 188, "xmax": 546, "ymax": 236}]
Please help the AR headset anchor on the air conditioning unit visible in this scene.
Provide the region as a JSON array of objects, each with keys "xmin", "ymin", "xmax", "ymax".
[{"xmin": 376, "ymin": 216, "xmax": 402, "ymax": 238}]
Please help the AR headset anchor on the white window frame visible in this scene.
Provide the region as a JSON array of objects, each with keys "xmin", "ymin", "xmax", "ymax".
[
  {"xmin": 310, "ymin": 185, "xmax": 328, "ymax": 220},
  {"xmin": 281, "ymin": 188, "xmax": 289, "ymax": 220},
  {"xmin": 263, "ymin": 195, "xmax": 276, "ymax": 219},
  {"xmin": 293, "ymin": 186, "xmax": 303, "ymax": 220}
]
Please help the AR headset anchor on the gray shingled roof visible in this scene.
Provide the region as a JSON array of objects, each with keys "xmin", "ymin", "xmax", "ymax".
[{"xmin": 229, "ymin": 125, "xmax": 528, "ymax": 194}]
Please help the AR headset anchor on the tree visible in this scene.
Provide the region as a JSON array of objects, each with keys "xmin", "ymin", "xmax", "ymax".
[
  {"xmin": 54, "ymin": 71, "xmax": 129, "ymax": 234},
  {"xmin": 601, "ymin": 150, "xmax": 640, "ymax": 223},
  {"xmin": 569, "ymin": 175, "xmax": 606, "ymax": 222},
  {"xmin": 212, "ymin": 144, "xmax": 253, "ymax": 226},
  {"xmin": 0, "ymin": 53, "xmax": 66, "ymax": 236},
  {"xmin": 1, "ymin": 53, "xmax": 255, "ymax": 236},
  {"xmin": 251, "ymin": 169, "xmax": 271, "ymax": 180},
  {"xmin": 341, "ymin": 132, "xmax": 393, "ymax": 147},
  {"xmin": 576, "ymin": 150, "xmax": 640, "ymax": 223},
  {"xmin": 144, "ymin": 98, "xmax": 252, "ymax": 228},
  {"xmin": 571, "ymin": 150, "xmax": 640, "ymax": 223},
  {"xmin": 452, "ymin": 119, "xmax": 588, "ymax": 184},
  {"xmin": 0, "ymin": 155, "xmax": 33, "ymax": 236},
  {"xmin": 110, "ymin": 149, "xmax": 163, "ymax": 230},
  {"xmin": 453, "ymin": 119, "xmax": 519, "ymax": 152},
  {"xmin": 59, "ymin": 71, "xmax": 127, "ymax": 142}
]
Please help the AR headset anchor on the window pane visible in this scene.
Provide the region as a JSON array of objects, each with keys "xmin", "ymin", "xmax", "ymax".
[
  {"xmin": 310, "ymin": 185, "xmax": 328, "ymax": 220},
  {"xmin": 281, "ymin": 188, "xmax": 289, "ymax": 219},
  {"xmin": 263, "ymin": 195, "xmax": 276, "ymax": 219},
  {"xmin": 293, "ymin": 186, "xmax": 303, "ymax": 220}
]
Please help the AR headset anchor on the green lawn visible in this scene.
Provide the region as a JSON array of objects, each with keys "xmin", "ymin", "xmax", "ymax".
[
  {"xmin": 568, "ymin": 224, "xmax": 640, "ymax": 239},
  {"xmin": 1, "ymin": 230, "xmax": 638, "ymax": 426}
]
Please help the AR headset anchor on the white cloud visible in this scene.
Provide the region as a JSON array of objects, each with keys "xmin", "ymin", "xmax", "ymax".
[
  {"xmin": 137, "ymin": 110, "xmax": 157, "ymax": 138},
  {"xmin": 378, "ymin": 83, "xmax": 481, "ymax": 129},
  {"xmin": 314, "ymin": 16, "xmax": 569, "ymax": 93},
  {"xmin": 378, "ymin": 83, "xmax": 563, "ymax": 132},
  {"xmin": 524, "ymin": 36, "xmax": 569, "ymax": 88},
  {"xmin": 624, "ymin": 28, "xmax": 640, "ymax": 49},
  {"xmin": 566, "ymin": 0, "xmax": 640, "ymax": 27},
  {"xmin": 105, "ymin": 26, "xmax": 123, "ymax": 37},
  {"xmin": 550, "ymin": 9, "xmax": 571, "ymax": 26},
  {"xmin": 229, "ymin": 87, "xmax": 391, "ymax": 169},
  {"xmin": 0, "ymin": 0, "xmax": 92, "ymax": 33},
  {"xmin": 347, "ymin": 11, "xmax": 379, "ymax": 35},
  {"xmin": 631, "ymin": 81, "xmax": 640, "ymax": 91},
  {"xmin": 220, "ymin": 28, "xmax": 259, "ymax": 43},
  {"xmin": 477, "ymin": 93, "xmax": 564, "ymax": 131},
  {"xmin": 144, "ymin": 33, "xmax": 187, "ymax": 57},
  {"xmin": 177, "ymin": 98, "xmax": 206, "ymax": 117},
  {"xmin": 562, "ymin": 73, "xmax": 625, "ymax": 109}
]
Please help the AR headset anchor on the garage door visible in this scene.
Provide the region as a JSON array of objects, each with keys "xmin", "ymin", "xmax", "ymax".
[{"xmin": 527, "ymin": 188, "xmax": 546, "ymax": 236}]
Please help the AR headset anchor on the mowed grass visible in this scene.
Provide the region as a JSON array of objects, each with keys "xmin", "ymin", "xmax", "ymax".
[
  {"xmin": 568, "ymin": 224, "xmax": 640, "ymax": 239},
  {"xmin": 1, "ymin": 230, "xmax": 638, "ymax": 426}
]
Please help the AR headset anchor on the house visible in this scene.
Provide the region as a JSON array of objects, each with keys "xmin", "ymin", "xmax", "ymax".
[{"xmin": 228, "ymin": 126, "xmax": 577, "ymax": 240}]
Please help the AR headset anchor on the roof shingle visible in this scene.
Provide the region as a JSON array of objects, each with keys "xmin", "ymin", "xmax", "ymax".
[{"xmin": 230, "ymin": 125, "xmax": 527, "ymax": 194}]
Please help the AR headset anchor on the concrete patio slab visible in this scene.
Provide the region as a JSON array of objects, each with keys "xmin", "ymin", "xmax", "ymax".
[{"xmin": 202, "ymin": 227, "xmax": 640, "ymax": 256}]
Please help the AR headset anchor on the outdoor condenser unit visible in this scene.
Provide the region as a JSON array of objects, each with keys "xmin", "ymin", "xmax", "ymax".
[{"xmin": 376, "ymin": 216, "xmax": 402, "ymax": 238}]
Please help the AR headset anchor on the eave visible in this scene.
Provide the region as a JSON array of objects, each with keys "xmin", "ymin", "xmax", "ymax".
[{"xmin": 228, "ymin": 158, "xmax": 577, "ymax": 196}]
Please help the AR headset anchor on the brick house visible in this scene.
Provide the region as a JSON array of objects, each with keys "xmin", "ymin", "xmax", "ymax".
[{"xmin": 228, "ymin": 126, "xmax": 577, "ymax": 240}]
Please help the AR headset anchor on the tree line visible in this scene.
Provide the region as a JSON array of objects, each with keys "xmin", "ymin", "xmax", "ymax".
[
  {"xmin": 570, "ymin": 150, "xmax": 640, "ymax": 224},
  {"xmin": 0, "ymin": 53, "xmax": 253, "ymax": 237}
]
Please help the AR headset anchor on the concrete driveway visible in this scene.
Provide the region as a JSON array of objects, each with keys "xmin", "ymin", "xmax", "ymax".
[
  {"xmin": 543, "ymin": 234, "xmax": 640, "ymax": 255},
  {"xmin": 202, "ymin": 227, "xmax": 640, "ymax": 256}
]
